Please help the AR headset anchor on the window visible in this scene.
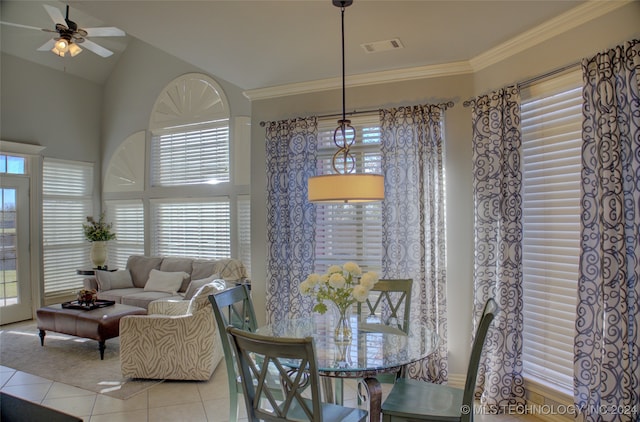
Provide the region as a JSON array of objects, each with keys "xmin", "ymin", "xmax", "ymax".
[
  {"xmin": 42, "ymin": 158, "xmax": 93, "ymax": 297},
  {"xmin": 105, "ymin": 200, "xmax": 144, "ymax": 270},
  {"xmin": 150, "ymin": 121, "xmax": 230, "ymax": 187},
  {"xmin": 0, "ymin": 154, "xmax": 26, "ymax": 306},
  {"xmin": 0, "ymin": 155, "xmax": 26, "ymax": 174},
  {"xmin": 151, "ymin": 199, "xmax": 230, "ymax": 259},
  {"xmin": 237, "ymin": 195, "xmax": 251, "ymax": 277},
  {"xmin": 102, "ymin": 73, "xmax": 250, "ymax": 270},
  {"xmin": 521, "ymin": 69, "xmax": 582, "ymax": 394},
  {"xmin": 314, "ymin": 115, "xmax": 382, "ymax": 273}
]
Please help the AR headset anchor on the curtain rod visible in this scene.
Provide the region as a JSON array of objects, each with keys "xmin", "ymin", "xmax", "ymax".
[
  {"xmin": 463, "ymin": 61, "xmax": 581, "ymax": 107},
  {"xmin": 259, "ymin": 101, "xmax": 455, "ymax": 127}
]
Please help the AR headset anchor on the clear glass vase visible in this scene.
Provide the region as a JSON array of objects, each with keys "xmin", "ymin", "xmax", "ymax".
[{"xmin": 333, "ymin": 303, "xmax": 353, "ymax": 343}]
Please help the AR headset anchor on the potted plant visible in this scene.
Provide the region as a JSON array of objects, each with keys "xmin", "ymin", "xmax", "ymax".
[{"xmin": 83, "ymin": 213, "xmax": 116, "ymax": 269}]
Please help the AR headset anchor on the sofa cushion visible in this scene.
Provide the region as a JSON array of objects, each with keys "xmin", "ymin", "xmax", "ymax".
[
  {"xmin": 95, "ymin": 269, "xmax": 133, "ymax": 291},
  {"xmin": 97, "ymin": 287, "xmax": 143, "ymax": 303},
  {"xmin": 191, "ymin": 260, "xmax": 218, "ymax": 281},
  {"xmin": 184, "ymin": 274, "xmax": 221, "ymax": 300},
  {"xmin": 160, "ymin": 257, "xmax": 194, "ymax": 292},
  {"xmin": 144, "ymin": 269, "xmax": 189, "ymax": 294},
  {"xmin": 127, "ymin": 255, "xmax": 163, "ymax": 288},
  {"xmin": 121, "ymin": 291, "xmax": 180, "ymax": 308}
]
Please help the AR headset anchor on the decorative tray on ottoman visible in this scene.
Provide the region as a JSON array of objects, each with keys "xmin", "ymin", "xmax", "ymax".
[{"xmin": 62, "ymin": 300, "xmax": 116, "ymax": 310}]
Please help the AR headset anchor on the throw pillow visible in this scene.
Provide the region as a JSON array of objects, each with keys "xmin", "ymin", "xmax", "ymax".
[
  {"xmin": 184, "ymin": 274, "xmax": 222, "ymax": 300},
  {"xmin": 95, "ymin": 270, "xmax": 133, "ymax": 291},
  {"xmin": 144, "ymin": 269, "xmax": 189, "ymax": 294}
]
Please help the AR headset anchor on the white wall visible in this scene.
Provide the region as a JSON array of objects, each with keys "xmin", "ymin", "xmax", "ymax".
[
  {"xmin": 1, "ymin": 54, "xmax": 102, "ymax": 163},
  {"xmin": 248, "ymin": 2, "xmax": 640, "ymax": 376}
]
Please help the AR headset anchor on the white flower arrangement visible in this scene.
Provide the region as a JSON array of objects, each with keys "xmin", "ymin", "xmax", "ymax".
[{"xmin": 301, "ymin": 262, "xmax": 379, "ymax": 314}]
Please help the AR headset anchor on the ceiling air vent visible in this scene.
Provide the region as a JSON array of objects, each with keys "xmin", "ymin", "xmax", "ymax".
[{"xmin": 360, "ymin": 38, "xmax": 404, "ymax": 53}]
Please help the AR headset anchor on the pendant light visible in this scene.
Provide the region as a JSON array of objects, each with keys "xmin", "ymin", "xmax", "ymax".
[{"xmin": 307, "ymin": 0, "xmax": 384, "ymax": 203}]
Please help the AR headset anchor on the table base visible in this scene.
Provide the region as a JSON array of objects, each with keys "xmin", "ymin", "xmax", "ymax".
[{"xmin": 321, "ymin": 377, "xmax": 382, "ymax": 422}]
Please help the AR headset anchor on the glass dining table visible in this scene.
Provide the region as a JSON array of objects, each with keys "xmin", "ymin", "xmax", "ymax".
[{"xmin": 257, "ymin": 313, "xmax": 439, "ymax": 422}]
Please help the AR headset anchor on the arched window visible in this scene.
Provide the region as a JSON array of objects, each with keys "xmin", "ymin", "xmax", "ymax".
[{"xmin": 105, "ymin": 73, "xmax": 251, "ymax": 273}]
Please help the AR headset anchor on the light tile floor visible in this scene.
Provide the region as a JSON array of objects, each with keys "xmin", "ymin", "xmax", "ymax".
[{"xmin": 0, "ymin": 345, "xmax": 543, "ymax": 422}]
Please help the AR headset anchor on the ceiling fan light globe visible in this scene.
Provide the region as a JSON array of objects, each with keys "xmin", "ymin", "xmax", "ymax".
[
  {"xmin": 69, "ymin": 43, "xmax": 82, "ymax": 57},
  {"xmin": 54, "ymin": 38, "xmax": 69, "ymax": 52},
  {"xmin": 51, "ymin": 46, "xmax": 64, "ymax": 57}
]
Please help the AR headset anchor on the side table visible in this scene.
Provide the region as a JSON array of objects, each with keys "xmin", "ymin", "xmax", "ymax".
[{"xmin": 76, "ymin": 268, "xmax": 117, "ymax": 276}]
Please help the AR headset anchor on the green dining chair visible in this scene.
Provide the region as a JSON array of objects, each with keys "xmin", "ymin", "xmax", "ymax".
[
  {"xmin": 325, "ymin": 279, "xmax": 413, "ymax": 406},
  {"xmin": 358, "ymin": 278, "xmax": 413, "ymax": 384},
  {"xmin": 226, "ymin": 326, "xmax": 368, "ymax": 422},
  {"xmin": 380, "ymin": 298, "xmax": 498, "ymax": 422},
  {"xmin": 209, "ymin": 284, "xmax": 258, "ymax": 422}
]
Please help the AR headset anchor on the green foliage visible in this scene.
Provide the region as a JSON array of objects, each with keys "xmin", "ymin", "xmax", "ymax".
[{"xmin": 82, "ymin": 212, "xmax": 116, "ymax": 242}]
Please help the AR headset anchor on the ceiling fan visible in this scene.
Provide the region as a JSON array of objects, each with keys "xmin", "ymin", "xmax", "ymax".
[{"xmin": 2, "ymin": 4, "xmax": 125, "ymax": 58}]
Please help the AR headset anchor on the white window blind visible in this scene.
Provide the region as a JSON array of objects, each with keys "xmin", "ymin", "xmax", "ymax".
[
  {"xmin": 151, "ymin": 198, "xmax": 230, "ymax": 259},
  {"xmin": 150, "ymin": 120, "xmax": 230, "ymax": 186},
  {"xmin": 521, "ymin": 70, "xmax": 582, "ymax": 394},
  {"xmin": 42, "ymin": 159, "xmax": 93, "ymax": 297},
  {"xmin": 105, "ymin": 200, "xmax": 144, "ymax": 270},
  {"xmin": 237, "ymin": 194, "xmax": 251, "ymax": 278},
  {"xmin": 314, "ymin": 115, "xmax": 382, "ymax": 273}
]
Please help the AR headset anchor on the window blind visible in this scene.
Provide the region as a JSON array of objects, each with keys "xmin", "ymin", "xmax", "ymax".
[
  {"xmin": 105, "ymin": 200, "xmax": 144, "ymax": 270},
  {"xmin": 150, "ymin": 119, "xmax": 230, "ymax": 187},
  {"xmin": 314, "ymin": 115, "xmax": 382, "ymax": 273},
  {"xmin": 42, "ymin": 159, "xmax": 93, "ymax": 296},
  {"xmin": 237, "ymin": 194, "xmax": 251, "ymax": 277},
  {"xmin": 521, "ymin": 70, "xmax": 582, "ymax": 394},
  {"xmin": 151, "ymin": 198, "xmax": 230, "ymax": 259}
]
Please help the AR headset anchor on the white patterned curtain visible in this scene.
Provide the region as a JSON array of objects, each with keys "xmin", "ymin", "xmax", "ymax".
[
  {"xmin": 470, "ymin": 85, "xmax": 526, "ymax": 407},
  {"xmin": 380, "ymin": 104, "xmax": 448, "ymax": 383},
  {"xmin": 265, "ymin": 117, "xmax": 318, "ymax": 324},
  {"xmin": 575, "ymin": 39, "xmax": 640, "ymax": 422}
]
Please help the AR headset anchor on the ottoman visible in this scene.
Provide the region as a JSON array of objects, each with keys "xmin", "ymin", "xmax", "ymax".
[{"xmin": 36, "ymin": 303, "xmax": 147, "ymax": 359}]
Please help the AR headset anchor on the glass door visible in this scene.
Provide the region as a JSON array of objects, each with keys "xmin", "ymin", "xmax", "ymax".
[{"xmin": 0, "ymin": 176, "xmax": 31, "ymax": 324}]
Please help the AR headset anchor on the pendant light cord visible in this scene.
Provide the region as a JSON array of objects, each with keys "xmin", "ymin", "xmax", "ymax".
[{"xmin": 341, "ymin": 5, "xmax": 346, "ymax": 122}]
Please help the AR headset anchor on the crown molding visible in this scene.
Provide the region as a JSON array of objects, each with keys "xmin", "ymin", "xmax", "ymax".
[
  {"xmin": 0, "ymin": 140, "xmax": 46, "ymax": 155},
  {"xmin": 243, "ymin": 0, "xmax": 631, "ymax": 101},
  {"xmin": 469, "ymin": 0, "xmax": 632, "ymax": 71},
  {"xmin": 244, "ymin": 61, "xmax": 472, "ymax": 101}
]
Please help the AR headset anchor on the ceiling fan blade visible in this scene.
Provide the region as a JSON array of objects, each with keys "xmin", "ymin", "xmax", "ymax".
[
  {"xmin": 83, "ymin": 27, "xmax": 125, "ymax": 37},
  {"xmin": 43, "ymin": 4, "xmax": 65, "ymax": 26},
  {"xmin": 81, "ymin": 39, "xmax": 113, "ymax": 57},
  {"xmin": 37, "ymin": 39, "xmax": 55, "ymax": 52},
  {"xmin": 0, "ymin": 21, "xmax": 43, "ymax": 31}
]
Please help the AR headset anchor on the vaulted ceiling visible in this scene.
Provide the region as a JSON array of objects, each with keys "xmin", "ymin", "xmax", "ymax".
[{"xmin": 0, "ymin": 1, "xmax": 626, "ymax": 93}]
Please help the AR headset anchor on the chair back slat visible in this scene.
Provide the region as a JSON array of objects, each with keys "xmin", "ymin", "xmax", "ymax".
[
  {"xmin": 357, "ymin": 278, "xmax": 413, "ymax": 333},
  {"xmin": 210, "ymin": 284, "xmax": 257, "ymax": 332},
  {"xmin": 227, "ymin": 326, "xmax": 323, "ymax": 421},
  {"xmin": 208, "ymin": 284, "xmax": 258, "ymax": 422}
]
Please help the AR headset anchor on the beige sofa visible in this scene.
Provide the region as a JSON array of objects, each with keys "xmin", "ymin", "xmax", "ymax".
[{"xmin": 83, "ymin": 255, "xmax": 248, "ymax": 309}]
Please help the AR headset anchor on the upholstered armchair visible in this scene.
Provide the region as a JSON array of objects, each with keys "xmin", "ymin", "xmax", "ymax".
[{"xmin": 119, "ymin": 282, "xmax": 225, "ymax": 380}]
